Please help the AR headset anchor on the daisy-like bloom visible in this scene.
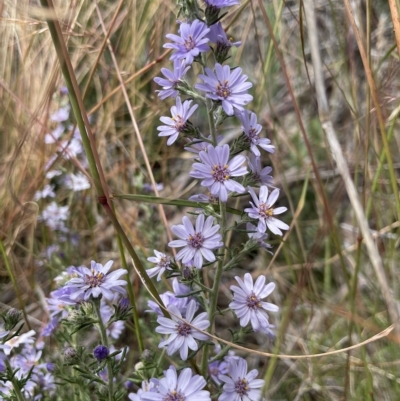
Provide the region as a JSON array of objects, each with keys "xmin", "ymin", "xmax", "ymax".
[
  {"xmin": 101, "ymin": 303, "xmax": 125, "ymax": 340},
  {"xmin": 244, "ymin": 186, "xmax": 289, "ymax": 235},
  {"xmin": 146, "ymin": 250, "xmax": 172, "ymax": 281},
  {"xmin": 248, "ymin": 154, "xmax": 274, "ymax": 187},
  {"xmin": 156, "ymin": 300, "xmax": 210, "ymax": 361},
  {"xmin": 129, "ymin": 380, "xmax": 154, "ymax": 401},
  {"xmin": 141, "ymin": 365, "xmax": 211, "ymax": 401},
  {"xmin": 168, "ymin": 213, "xmax": 223, "ymax": 269},
  {"xmin": 229, "ymin": 273, "xmax": 278, "ymax": 333},
  {"xmin": 190, "ymin": 144, "xmax": 247, "ymax": 202},
  {"xmin": 147, "ymin": 279, "xmax": 194, "ymax": 317},
  {"xmin": 196, "ymin": 63, "xmax": 253, "ymax": 116},
  {"xmin": 59, "ymin": 137, "xmax": 83, "ymax": 159},
  {"xmin": 1, "ymin": 330, "xmax": 36, "ymax": 356},
  {"xmin": 164, "ymin": 20, "xmax": 210, "ymax": 65},
  {"xmin": 64, "ymin": 260, "xmax": 127, "ymax": 301},
  {"xmin": 246, "ymin": 223, "xmax": 273, "ymax": 253},
  {"xmin": 154, "ymin": 59, "xmax": 190, "ymax": 100},
  {"xmin": 64, "ymin": 172, "xmax": 91, "ymax": 191},
  {"xmin": 209, "ymin": 359, "xmax": 229, "ymax": 385},
  {"xmin": 208, "ymin": 22, "xmax": 241, "ymax": 63},
  {"xmin": 34, "ymin": 184, "xmax": 56, "ymax": 201},
  {"xmin": 157, "ymin": 97, "xmax": 198, "ymax": 146},
  {"xmin": 236, "ymin": 110, "xmax": 274, "ymax": 156},
  {"xmin": 45, "ymin": 169, "xmax": 62, "ymax": 179},
  {"xmin": 40, "ymin": 202, "xmax": 69, "ymax": 231},
  {"xmin": 50, "ymin": 106, "xmax": 70, "ymax": 123},
  {"xmin": 218, "ymin": 357, "xmax": 265, "ymax": 401}
]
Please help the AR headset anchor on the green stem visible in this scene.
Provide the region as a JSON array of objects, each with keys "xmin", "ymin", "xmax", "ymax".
[
  {"xmin": 199, "ymin": 86, "xmax": 228, "ymax": 375},
  {"xmin": 0, "ymin": 238, "xmax": 30, "ymax": 329},
  {"xmin": 94, "ymin": 299, "xmax": 114, "ymax": 401},
  {"xmin": 114, "ymin": 207, "xmax": 144, "ymax": 353},
  {"xmin": 5, "ymin": 358, "xmax": 26, "ymax": 401}
]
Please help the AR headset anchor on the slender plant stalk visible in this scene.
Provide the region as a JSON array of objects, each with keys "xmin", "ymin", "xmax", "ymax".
[
  {"xmin": 303, "ymin": 0, "xmax": 399, "ymax": 329},
  {"xmin": 200, "ymin": 95, "xmax": 228, "ymax": 375},
  {"xmin": 115, "ymin": 227, "xmax": 144, "ymax": 353},
  {"xmin": 39, "ymin": 0, "xmax": 169, "ymax": 318},
  {"xmin": 0, "ymin": 238, "xmax": 30, "ymax": 329},
  {"xmin": 93, "ymin": 300, "xmax": 114, "ymax": 401}
]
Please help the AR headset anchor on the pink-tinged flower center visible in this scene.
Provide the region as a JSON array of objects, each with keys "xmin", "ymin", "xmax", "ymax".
[
  {"xmin": 246, "ymin": 293, "xmax": 261, "ymax": 309},
  {"xmin": 85, "ymin": 270, "xmax": 105, "ymax": 288},
  {"xmin": 177, "ymin": 322, "xmax": 192, "ymax": 337},
  {"xmin": 211, "ymin": 164, "xmax": 230, "ymax": 183},
  {"xmin": 234, "ymin": 378, "xmax": 249, "ymax": 396},
  {"xmin": 184, "ymin": 36, "xmax": 196, "ymax": 51},
  {"xmin": 173, "ymin": 115, "xmax": 187, "ymax": 132},
  {"xmin": 258, "ymin": 202, "xmax": 273, "ymax": 218},
  {"xmin": 164, "ymin": 390, "xmax": 185, "ymax": 401},
  {"xmin": 216, "ymin": 81, "xmax": 231, "ymax": 98},
  {"xmin": 187, "ymin": 232, "xmax": 205, "ymax": 249}
]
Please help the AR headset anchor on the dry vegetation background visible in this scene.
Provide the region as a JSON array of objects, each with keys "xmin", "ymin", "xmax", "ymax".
[{"xmin": 1, "ymin": 0, "xmax": 400, "ymax": 399}]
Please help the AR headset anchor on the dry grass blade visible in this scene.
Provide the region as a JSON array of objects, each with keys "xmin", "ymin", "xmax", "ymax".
[{"xmin": 303, "ymin": 0, "xmax": 399, "ymax": 332}]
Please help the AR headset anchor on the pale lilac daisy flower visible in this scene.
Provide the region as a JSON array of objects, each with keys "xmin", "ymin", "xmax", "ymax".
[
  {"xmin": 209, "ymin": 359, "xmax": 229, "ymax": 385},
  {"xmin": 164, "ymin": 20, "xmax": 210, "ymax": 65},
  {"xmin": 196, "ymin": 63, "xmax": 253, "ymax": 116},
  {"xmin": 153, "ymin": 59, "xmax": 190, "ymax": 100},
  {"xmin": 34, "ymin": 184, "xmax": 56, "ymax": 200},
  {"xmin": 156, "ymin": 300, "xmax": 209, "ymax": 361},
  {"xmin": 147, "ymin": 290, "xmax": 190, "ymax": 317},
  {"xmin": 168, "ymin": 213, "xmax": 223, "ymax": 269},
  {"xmin": 157, "ymin": 97, "xmax": 198, "ymax": 145},
  {"xmin": 11, "ymin": 345, "xmax": 45, "ymax": 375},
  {"xmin": 40, "ymin": 202, "xmax": 69, "ymax": 231},
  {"xmin": 236, "ymin": 110, "xmax": 274, "ymax": 156},
  {"xmin": 128, "ymin": 380, "xmax": 154, "ymax": 401},
  {"xmin": 190, "ymin": 144, "xmax": 247, "ymax": 202},
  {"xmin": 246, "ymin": 223, "xmax": 273, "ymax": 253},
  {"xmin": 59, "ymin": 137, "xmax": 83, "ymax": 159},
  {"xmin": 45, "ymin": 169, "xmax": 62, "ymax": 179},
  {"xmin": 64, "ymin": 172, "xmax": 91, "ymax": 191},
  {"xmin": 146, "ymin": 250, "xmax": 172, "ymax": 281},
  {"xmin": 208, "ymin": 22, "xmax": 241, "ymax": 62},
  {"xmin": 141, "ymin": 365, "xmax": 211, "ymax": 401},
  {"xmin": 64, "ymin": 260, "xmax": 127, "ymax": 301},
  {"xmin": 229, "ymin": 273, "xmax": 278, "ymax": 333},
  {"xmin": 1, "ymin": 330, "xmax": 36, "ymax": 356},
  {"xmin": 46, "ymin": 293, "xmax": 75, "ymax": 318},
  {"xmin": 248, "ymin": 154, "xmax": 274, "ymax": 187},
  {"xmin": 218, "ymin": 357, "xmax": 265, "ymax": 401},
  {"xmin": 147, "ymin": 278, "xmax": 196, "ymax": 317},
  {"xmin": 50, "ymin": 106, "xmax": 70, "ymax": 123},
  {"xmin": 101, "ymin": 303, "xmax": 125, "ymax": 340},
  {"xmin": 244, "ymin": 186, "xmax": 289, "ymax": 235}
]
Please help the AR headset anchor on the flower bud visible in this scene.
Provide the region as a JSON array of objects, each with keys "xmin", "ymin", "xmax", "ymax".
[
  {"xmin": 93, "ymin": 345, "xmax": 109, "ymax": 362},
  {"xmin": 64, "ymin": 347, "xmax": 79, "ymax": 364},
  {"xmin": 4, "ymin": 308, "xmax": 22, "ymax": 330}
]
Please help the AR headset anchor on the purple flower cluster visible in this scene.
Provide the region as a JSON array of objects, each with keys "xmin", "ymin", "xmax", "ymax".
[{"xmin": 149, "ymin": 0, "xmax": 286, "ymax": 382}]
